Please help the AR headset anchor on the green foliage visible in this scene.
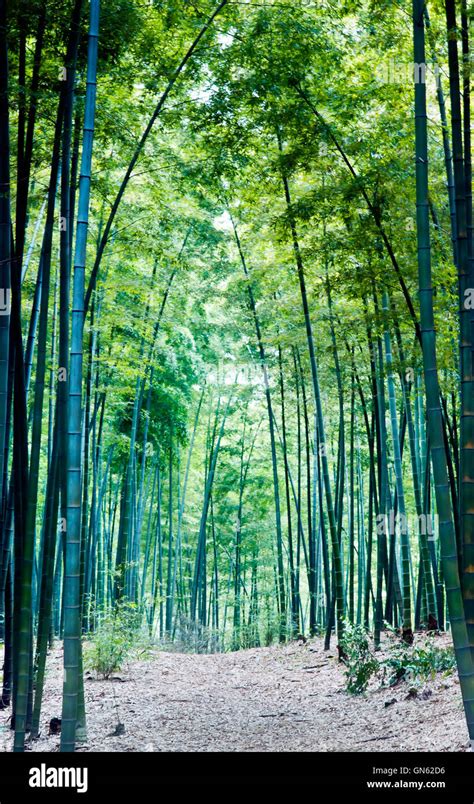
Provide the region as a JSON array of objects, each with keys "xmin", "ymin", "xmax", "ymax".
[
  {"xmin": 166, "ymin": 616, "xmax": 220, "ymax": 654},
  {"xmin": 339, "ymin": 626, "xmax": 456, "ymax": 696},
  {"xmin": 263, "ymin": 599, "xmax": 282, "ymax": 647},
  {"xmin": 339, "ymin": 621, "xmax": 380, "ymax": 694},
  {"xmin": 85, "ymin": 603, "xmax": 147, "ymax": 679},
  {"xmin": 383, "ymin": 639, "xmax": 456, "ymax": 687}
]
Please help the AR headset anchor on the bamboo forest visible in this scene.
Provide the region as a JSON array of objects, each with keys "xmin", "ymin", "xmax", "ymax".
[{"xmin": 4, "ymin": 0, "xmax": 474, "ymax": 765}]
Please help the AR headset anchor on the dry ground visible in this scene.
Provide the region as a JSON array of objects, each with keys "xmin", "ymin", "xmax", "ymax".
[{"xmin": 0, "ymin": 633, "xmax": 468, "ymax": 752}]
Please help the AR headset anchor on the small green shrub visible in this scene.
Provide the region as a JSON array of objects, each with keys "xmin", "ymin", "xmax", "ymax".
[
  {"xmin": 383, "ymin": 639, "xmax": 455, "ymax": 687},
  {"xmin": 339, "ymin": 621, "xmax": 380, "ymax": 694},
  {"xmin": 338, "ymin": 623, "xmax": 455, "ymax": 695},
  {"xmin": 85, "ymin": 602, "xmax": 145, "ymax": 678}
]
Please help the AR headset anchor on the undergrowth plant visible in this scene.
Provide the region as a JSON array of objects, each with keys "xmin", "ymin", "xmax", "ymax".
[
  {"xmin": 85, "ymin": 602, "xmax": 148, "ymax": 679},
  {"xmin": 339, "ymin": 621, "xmax": 380, "ymax": 694},
  {"xmin": 383, "ymin": 638, "xmax": 456, "ymax": 687},
  {"xmin": 339, "ymin": 622, "xmax": 456, "ymax": 695}
]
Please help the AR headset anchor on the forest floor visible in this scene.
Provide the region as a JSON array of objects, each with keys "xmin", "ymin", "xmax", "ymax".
[{"xmin": 0, "ymin": 632, "xmax": 468, "ymax": 752}]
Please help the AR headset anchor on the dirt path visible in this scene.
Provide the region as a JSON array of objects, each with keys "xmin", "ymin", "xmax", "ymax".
[{"xmin": 0, "ymin": 635, "xmax": 468, "ymax": 752}]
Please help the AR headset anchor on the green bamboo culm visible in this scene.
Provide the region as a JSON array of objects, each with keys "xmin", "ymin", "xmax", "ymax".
[
  {"xmin": 0, "ymin": 0, "xmax": 11, "ymax": 525},
  {"xmin": 442, "ymin": 0, "xmax": 474, "ymax": 655},
  {"xmin": 392, "ymin": 308, "xmax": 438, "ymax": 627},
  {"xmin": 382, "ymin": 291, "xmax": 412, "ymax": 640},
  {"xmin": 413, "ymin": 0, "xmax": 474, "ymax": 743},
  {"xmin": 276, "ymin": 131, "xmax": 344, "ymax": 642},
  {"xmin": 31, "ymin": 425, "xmax": 60, "ymax": 738},
  {"xmin": 61, "ymin": 0, "xmax": 100, "ymax": 752},
  {"xmin": 229, "ymin": 210, "xmax": 287, "ymax": 640}
]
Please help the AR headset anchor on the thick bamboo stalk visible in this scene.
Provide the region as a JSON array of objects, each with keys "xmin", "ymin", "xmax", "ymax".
[
  {"xmin": 413, "ymin": 0, "xmax": 474, "ymax": 742},
  {"xmin": 61, "ymin": 0, "xmax": 99, "ymax": 752}
]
